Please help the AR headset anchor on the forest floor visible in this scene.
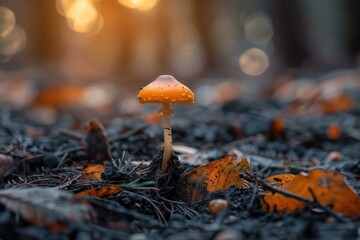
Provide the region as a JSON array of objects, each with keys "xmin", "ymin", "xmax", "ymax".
[{"xmin": 0, "ymin": 72, "xmax": 360, "ymax": 239}]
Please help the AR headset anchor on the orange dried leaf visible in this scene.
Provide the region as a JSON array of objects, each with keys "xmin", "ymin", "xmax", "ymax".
[
  {"xmin": 82, "ymin": 164, "xmax": 106, "ymax": 181},
  {"xmin": 321, "ymin": 94, "xmax": 355, "ymax": 114},
  {"xmin": 327, "ymin": 123, "xmax": 341, "ymax": 140},
  {"xmin": 265, "ymin": 173, "xmax": 296, "ymax": 187},
  {"xmin": 182, "ymin": 156, "xmax": 251, "ymax": 202},
  {"xmin": 144, "ymin": 110, "xmax": 162, "ymax": 124},
  {"xmin": 32, "ymin": 85, "xmax": 85, "ymax": 107},
  {"xmin": 270, "ymin": 117, "xmax": 285, "ymax": 138},
  {"xmin": 76, "ymin": 185, "xmax": 123, "ymax": 198},
  {"xmin": 261, "ymin": 169, "xmax": 360, "ymax": 217}
]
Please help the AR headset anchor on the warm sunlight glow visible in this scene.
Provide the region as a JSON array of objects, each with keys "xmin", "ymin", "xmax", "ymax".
[
  {"xmin": 118, "ymin": 0, "xmax": 158, "ymax": 11},
  {"xmin": 239, "ymin": 48, "xmax": 269, "ymax": 76},
  {"xmin": 56, "ymin": 0, "xmax": 73, "ymax": 16},
  {"xmin": 56, "ymin": 0, "xmax": 103, "ymax": 35},
  {"xmin": 66, "ymin": 0, "xmax": 99, "ymax": 33},
  {"xmin": 0, "ymin": 7, "xmax": 16, "ymax": 37}
]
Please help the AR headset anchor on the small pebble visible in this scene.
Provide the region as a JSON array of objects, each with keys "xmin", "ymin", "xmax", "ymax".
[
  {"xmin": 130, "ymin": 233, "xmax": 147, "ymax": 240},
  {"xmin": 213, "ymin": 229, "xmax": 243, "ymax": 240},
  {"xmin": 209, "ymin": 199, "xmax": 229, "ymax": 214}
]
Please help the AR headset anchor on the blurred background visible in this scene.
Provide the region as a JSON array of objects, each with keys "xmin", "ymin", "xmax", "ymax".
[{"xmin": 1, "ymin": 0, "xmax": 360, "ymax": 121}]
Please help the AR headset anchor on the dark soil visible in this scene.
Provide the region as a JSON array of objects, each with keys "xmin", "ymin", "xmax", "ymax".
[{"xmin": 0, "ymin": 90, "xmax": 360, "ymax": 239}]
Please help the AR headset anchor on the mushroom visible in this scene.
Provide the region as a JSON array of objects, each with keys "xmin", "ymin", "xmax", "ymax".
[{"xmin": 137, "ymin": 75, "xmax": 194, "ymax": 171}]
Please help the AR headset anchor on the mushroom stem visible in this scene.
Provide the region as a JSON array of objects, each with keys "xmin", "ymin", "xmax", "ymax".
[{"xmin": 160, "ymin": 102, "xmax": 174, "ymax": 171}]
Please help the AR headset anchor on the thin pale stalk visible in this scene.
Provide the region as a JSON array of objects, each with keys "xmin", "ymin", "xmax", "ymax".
[{"xmin": 161, "ymin": 103, "xmax": 173, "ymax": 171}]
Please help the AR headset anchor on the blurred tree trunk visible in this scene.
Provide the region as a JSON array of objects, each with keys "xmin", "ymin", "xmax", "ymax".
[
  {"xmin": 270, "ymin": 0, "xmax": 309, "ymax": 68},
  {"xmin": 26, "ymin": 0, "xmax": 64, "ymax": 64},
  {"xmin": 193, "ymin": 0, "xmax": 217, "ymax": 72},
  {"xmin": 116, "ymin": 3, "xmax": 135, "ymax": 76},
  {"xmin": 344, "ymin": 0, "xmax": 360, "ymax": 66}
]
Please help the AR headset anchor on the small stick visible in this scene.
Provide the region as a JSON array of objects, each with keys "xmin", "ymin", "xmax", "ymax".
[{"xmin": 58, "ymin": 128, "xmax": 83, "ymax": 141}]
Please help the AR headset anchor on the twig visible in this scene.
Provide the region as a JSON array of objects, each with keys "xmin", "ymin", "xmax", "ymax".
[
  {"xmin": 122, "ymin": 190, "xmax": 168, "ymax": 225},
  {"xmin": 108, "ymin": 125, "xmax": 147, "ymax": 143},
  {"xmin": 248, "ymin": 181, "xmax": 259, "ymax": 210},
  {"xmin": 58, "ymin": 128, "xmax": 83, "ymax": 141},
  {"xmin": 86, "ymin": 197, "xmax": 162, "ymax": 228},
  {"xmin": 55, "ymin": 125, "xmax": 147, "ymax": 157},
  {"xmin": 155, "ymin": 192, "xmax": 199, "ymax": 218},
  {"xmin": 156, "ymin": 192, "xmax": 187, "ymax": 205},
  {"xmin": 55, "ymin": 146, "xmax": 83, "ymax": 157},
  {"xmin": 56, "ymin": 152, "xmax": 69, "ymax": 169}
]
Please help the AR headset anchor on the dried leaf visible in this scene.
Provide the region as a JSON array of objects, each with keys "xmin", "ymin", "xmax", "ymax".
[
  {"xmin": 261, "ymin": 169, "xmax": 360, "ymax": 217},
  {"xmin": 182, "ymin": 156, "xmax": 251, "ymax": 203},
  {"xmin": 321, "ymin": 94, "xmax": 355, "ymax": 114},
  {"xmin": 144, "ymin": 110, "xmax": 162, "ymax": 124},
  {"xmin": 0, "ymin": 188, "xmax": 95, "ymax": 232},
  {"xmin": 270, "ymin": 117, "xmax": 284, "ymax": 138},
  {"xmin": 76, "ymin": 185, "xmax": 123, "ymax": 198},
  {"xmin": 82, "ymin": 164, "xmax": 106, "ymax": 181},
  {"xmin": 265, "ymin": 173, "xmax": 296, "ymax": 187},
  {"xmin": 213, "ymin": 80, "xmax": 242, "ymax": 104},
  {"xmin": 327, "ymin": 123, "xmax": 341, "ymax": 140},
  {"xmin": 32, "ymin": 85, "xmax": 85, "ymax": 107},
  {"xmin": 84, "ymin": 119, "xmax": 111, "ymax": 162}
]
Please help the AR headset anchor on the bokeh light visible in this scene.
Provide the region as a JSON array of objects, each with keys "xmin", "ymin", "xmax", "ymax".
[
  {"xmin": 239, "ymin": 48, "xmax": 269, "ymax": 76},
  {"xmin": 81, "ymin": 83, "xmax": 115, "ymax": 110},
  {"xmin": 67, "ymin": 0, "xmax": 100, "ymax": 33},
  {"xmin": 57, "ymin": 0, "xmax": 103, "ymax": 35},
  {"xmin": 118, "ymin": 0, "xmax": 158, "ymax": 11},
  {"xmin": 0, "ymin": 7, "xmax": 16, "ymax": 37},
  {"xmin": 0, "ymin": 25, "xmax": 26, "ymax": 56},
  {"xmin": 244, "ymin": 13, "xmax": 273, "ymax": 45},
  {"xmin": 56, "ymin": 0, "xmax": 73, "ymax": 16}
]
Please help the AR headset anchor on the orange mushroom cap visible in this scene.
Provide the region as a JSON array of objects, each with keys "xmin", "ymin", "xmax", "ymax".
[{"xmin": 137, "ymin": 75, "xmax": 195, "ymax": 104}]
